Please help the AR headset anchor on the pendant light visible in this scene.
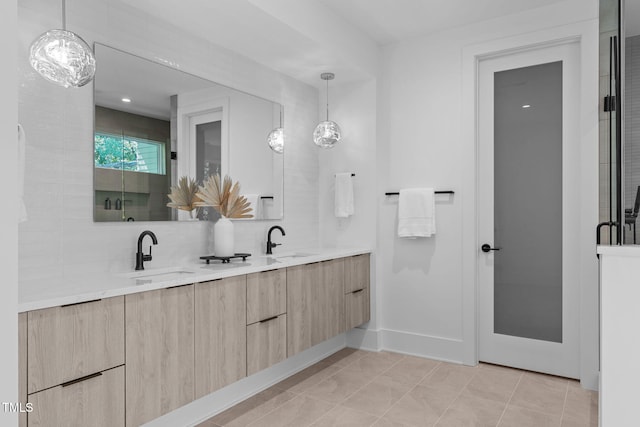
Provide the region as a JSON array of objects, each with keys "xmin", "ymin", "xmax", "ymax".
[
  {"xmin": 313, "ymin": 72, "xmax": 341, "ymax": 149},
  {"xmin": 267, "ymin": 109, "xmax": 284, "ymax": 154},
  {"xmin": 29, "ymin": 0, "xmax": 96, "ymax": 88}
]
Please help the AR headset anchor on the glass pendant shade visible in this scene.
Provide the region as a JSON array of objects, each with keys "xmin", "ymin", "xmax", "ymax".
[
  {"xmin": 314, "ymin": 72, "xmax": 341, "ymax": 149},
  {"xmin": 29, "ymin": 29, "xmax": 96, "ymax": 88},
  {"xmin": 267, "ymin": 127, "xmax": 284, "ymax": 153},
  {"xmin": 313, "ymin": 120, "xmax": 341, "ymax": 148}
]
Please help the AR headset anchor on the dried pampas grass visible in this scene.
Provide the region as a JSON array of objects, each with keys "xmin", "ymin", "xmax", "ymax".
[
  {"xmin": 167, "ymin": 176, "xmax": 201, "ymax": 213},
  {"xmin": 195, "ymin": 174, "xmax": 253, "ymax": 219}
]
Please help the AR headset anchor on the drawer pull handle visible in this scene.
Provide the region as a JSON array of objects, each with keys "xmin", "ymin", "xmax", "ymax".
[
  {"xmin": 166, "ymin": 283, "xmax": 191, "ymax": 290},
  {"xmin": 60, "ymin": 299, "xmax": 102, "ymax": 308},
  {"xmin": 61, "ymin": 372, "xmax": 102, "ymax": 387},
  {"xmin": 352, "ymin": 289, "xmax": 364, "ymax": 294},
  {"xmin": 260, "ymin": 315, "xmax": 279, "ymax": 323}
]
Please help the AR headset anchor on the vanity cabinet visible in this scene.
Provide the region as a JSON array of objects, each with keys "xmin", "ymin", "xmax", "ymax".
[
  {"xmin": 344, "ymin": 254, "xmax": 371, "ymax": 329},
  {"xmin": 195, "ymin": 276, "xmax": 247, "ymax": 398},
  {"xmin": 125, "ymin": 285, "xmax": 195, "ymax": 427},
  {"xmin": 246, "ymin": 269, "xmax": 287, "ymax": 375},
  {"xmin": 23, "ymin": 297, "xmax": 125, "ymax": 427},
  {"xmin": 287, "ymin": 259, "xmax": 346, "ymax": 357},
  {"xmin": 18, "ymin": 251, "xmax": 371, "ymax": 426},
  {"xmin": 18, "ymin": 313, "xmax": 27, "ymax": 427},
  {"xmin": 27, "ymin": 297, "xmax": 125, "ymax": 394},
  {"xmin": 28, "ymin": 366, "xmax": 125, "ymax": 427}
]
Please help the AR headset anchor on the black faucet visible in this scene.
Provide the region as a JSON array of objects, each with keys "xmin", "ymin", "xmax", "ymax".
[
  {"xmin": 266, "ymin": 226, "xmax": 285, "ymax": 255},
  {"xmin": 135, "ymin": 230, "xmax": 158, "ymax": 270}
]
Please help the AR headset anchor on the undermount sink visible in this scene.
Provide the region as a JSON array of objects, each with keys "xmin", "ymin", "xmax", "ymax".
[{"xmin": 120, "ymin": 266, "xmax": 196, "ymax": 281}]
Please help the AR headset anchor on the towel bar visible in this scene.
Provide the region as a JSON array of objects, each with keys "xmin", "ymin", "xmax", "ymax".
[{"xmin": 385, "ymin": 190, "xmax": 454, "ymax": 196}]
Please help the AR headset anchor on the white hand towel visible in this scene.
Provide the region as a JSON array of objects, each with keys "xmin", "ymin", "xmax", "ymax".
[
  {"xmin": 240, "ymin": 194, "xmax": 260, "ymax": 220},
  {"xmin": 398, "ymin": 188, "xmax": 435, "ymax": 238},
  {"xmin": 335, "ymin": 173, "xmax": 354, "ymax": 218}
]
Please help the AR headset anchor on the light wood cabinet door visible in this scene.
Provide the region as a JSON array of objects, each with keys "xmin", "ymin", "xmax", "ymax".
[
  {"xmin": 247, "ymin": 314, "xmax": 287, "ymax": 376},
  {"xmin": 344, "ymin": 254, "xmax": 370, "ymax": 293},
  {"xmin": 344, "ymin": 254, "xmax": 371, "ymax": 329},
  {"xmin": 319, "ymin": 258, "xmax": 346, "ymax": 337},
  {"xmin": 246, "ymin": 269, "xmax": 286, "ymax": 325},
  {"xmin": 287, "ymin": 259, "xmax": 345, "ymax": 356},
  {"xmin": 287, "ymin": 262, "xmax": 319, "ymax": 356},
  {"xmin": 27, "ymin": 297, "xmax": 124, "ymax": 394},
  {"xmin": 195, "ymin": 276, "xmax": 247, "ymax": 398},
  {"xmin": 345, "ymin": 288, "xmax": 370, "ymax": 329},
  {"xmin": 125, "ymin": 285, "xmax": 195, "ymax": 427},
  {"xmin": 28, "ymin": 366, "xmax": 125, "ymax": 427},
  {"xmin": 19, "ymin": 312, "xmax": 27, "ymax": 427}
]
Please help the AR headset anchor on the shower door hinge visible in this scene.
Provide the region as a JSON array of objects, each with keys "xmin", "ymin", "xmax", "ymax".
[
  {"xmin": 171, "ymin": 151, "xmax": 177, "ymax": 160},
  {"xmin": 604, "ymin": 95, "xmax": 616, "ymax": 112}
]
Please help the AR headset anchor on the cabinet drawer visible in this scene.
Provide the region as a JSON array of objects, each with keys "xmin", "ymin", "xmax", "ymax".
[
  {"xmin": 345, "ymin": 288, "xmax": 370, "ymax": 330},
  {"xmin": 344, "ymin": 254, "xmax": 370, "ymax": 294},
  {"xmin": 247, "ymin": 269, "xmax": 286, "ymax": 325},
  {"xmin": 247, "ymin": 314, "xmax": 286, "ymax": 376},
  {"xmin": 27, "ymin": 297, "xmax": 125, "ymax": 394},
  {"xmin": 28, "ymin": 365, "xmax": 125, "ymax": 427}
]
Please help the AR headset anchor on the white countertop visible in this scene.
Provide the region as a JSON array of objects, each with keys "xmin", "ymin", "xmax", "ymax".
[
  {"xmin": 18, "ymin": 247, "xmax": 372, "ymax": 312},
  {"xmin": 597, "ymin": 245, "xmax": 640, "ymax": 257}
]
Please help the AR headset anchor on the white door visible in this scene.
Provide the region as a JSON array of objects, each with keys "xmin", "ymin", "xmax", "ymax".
[
  {"xmin": 187, "ymin": 109, "xmax": 225, "ymax": 181},
  {"xmin": 478, "ymin": 41, "xmax": 580, "ymax": 378}
]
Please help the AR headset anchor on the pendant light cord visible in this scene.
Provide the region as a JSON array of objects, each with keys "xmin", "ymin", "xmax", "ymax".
[
  {"xmin": 326, "ymin": 77, "xmax": 330, "ymax": 121},
  {"xmin": 61, "ymin": 0, "xmax": 66, "ymax": 30}
]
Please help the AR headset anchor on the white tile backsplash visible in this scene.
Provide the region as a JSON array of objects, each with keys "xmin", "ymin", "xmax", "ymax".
[{"xmin": 18, "ymin": 0, "xmax": 320, "ymax": 291}]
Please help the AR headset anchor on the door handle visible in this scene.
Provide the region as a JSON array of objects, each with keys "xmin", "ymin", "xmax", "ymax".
[{"xmin": 481, "ymin": 244, "xmax": 501, "ymax": 253}]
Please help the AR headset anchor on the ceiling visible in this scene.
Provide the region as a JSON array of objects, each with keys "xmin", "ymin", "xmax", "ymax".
[
  {"xmin": 317, "ymin": 0, "xmax": 567, "ymax": 45},
  {"xmin": 116, "ymin": 0, "xmax": 569, "ymax": 88}
]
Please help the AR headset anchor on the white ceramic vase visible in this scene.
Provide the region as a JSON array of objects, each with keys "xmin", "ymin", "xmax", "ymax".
[{"xmin": 214, "ymin": 216, "xmax": 234, "ymax": 257}]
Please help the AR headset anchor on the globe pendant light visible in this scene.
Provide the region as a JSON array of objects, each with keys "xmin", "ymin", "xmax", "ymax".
[
  {"xmin": 29, "ymin": 0, "xmax": 96, "ymax": 88},
  {"xmin": 313, "ymin": 72, "xmax": 341, "ymax": 149},
  {"xmin": 267, "ymin": 127, "xmax": 284, "ymax": 153},
  {"xmin": 267, "ymin": 109, "xmax": 284, "ymax": 154}
]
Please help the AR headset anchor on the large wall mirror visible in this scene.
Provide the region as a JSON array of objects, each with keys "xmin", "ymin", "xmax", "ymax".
[{"xmin": 93, "ymin": 43, "xmax": 284, "ymax": 222}]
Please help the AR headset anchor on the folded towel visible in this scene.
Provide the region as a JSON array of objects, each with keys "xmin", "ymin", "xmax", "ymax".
[
  {"xmin": 398, "ymin": 188, "xmax": 435, "ymax": 238},
  {"xmin": 335, "ymin": 173, "xmax": 354, "ymax": 218},
  {"xmin": 241, "ymin": 194, "xmax": 260, "ymax": 220}
]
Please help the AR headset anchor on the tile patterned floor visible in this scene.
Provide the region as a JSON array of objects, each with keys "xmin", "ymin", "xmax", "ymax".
[{"xmin": 197, "ymin": 348, "xmax": 598, "ymax": 427}]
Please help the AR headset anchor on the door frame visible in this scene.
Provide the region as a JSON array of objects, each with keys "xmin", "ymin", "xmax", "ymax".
[
  {"xmin": 460, "ymin": 21, "xmax": 599, "ymax": 389},
  {"xmin": 477, "ymin": 43, "xmax": 580, "ymax": 378}
]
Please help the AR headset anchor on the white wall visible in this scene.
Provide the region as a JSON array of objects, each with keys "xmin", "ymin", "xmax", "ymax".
[
  {"xmin": 18, "ymin": 0, "xmax": 320, "ymax": 297},
  {"xmin": 367, "ymin": 0, "xmax": 599, "ymax": 387},
  {"xmin": 1, "ymin": 0, "xmax": 19, "ymax": 424}
]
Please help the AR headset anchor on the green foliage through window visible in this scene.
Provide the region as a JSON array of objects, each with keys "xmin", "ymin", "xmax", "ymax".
[{"xmin": 94, "ymin": 132, "xmax": 166, "ymax": 175}]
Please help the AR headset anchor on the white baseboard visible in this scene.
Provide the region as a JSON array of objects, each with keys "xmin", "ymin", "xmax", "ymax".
[
  {"xmin": 143, "ymin": 334, "xmax": 347, "ymax": 427},
  {"xmin": 346, "ymin": 326, "xmax": 381, "ymax": 350},
  {"xmin": 347, "ymin": 327, "xmax": 466, "ymax": 365},
  {"xmin": 381, "ymin": 328, "xmax": 466, "ymax": 364}
]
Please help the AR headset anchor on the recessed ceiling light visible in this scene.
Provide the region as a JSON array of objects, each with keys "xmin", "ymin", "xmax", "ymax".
[
  {"xmin": 522, "ymin": 104, "xmax": 531, "ymax": 109},
  {"xmin": 122, "ymin": 97, "xmax": 131, "ymax": 103}
]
